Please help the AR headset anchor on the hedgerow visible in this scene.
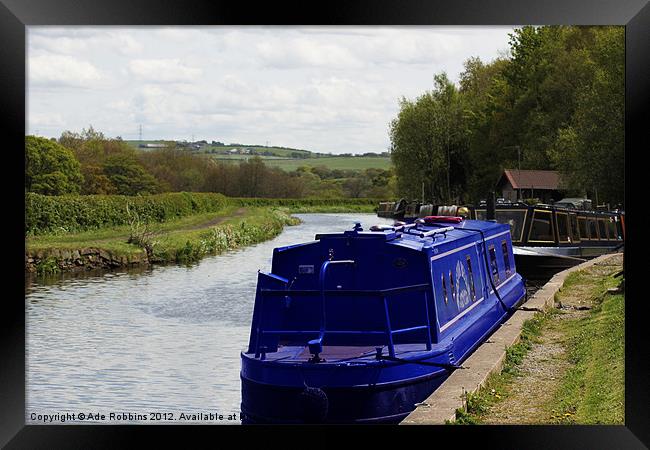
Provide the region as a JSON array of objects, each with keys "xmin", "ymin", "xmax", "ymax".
[
  {"xmin": 25, "ymin": 193, "xmax": 380, "ymax": 235},
  {"xmin": 25, "ymin": 192, "xmax": 229, "ymax": 235}
]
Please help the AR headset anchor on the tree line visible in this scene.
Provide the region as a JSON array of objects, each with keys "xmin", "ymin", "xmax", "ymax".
[
  {"xmin": 390, "ymin": 26, "xmax": 624, "ymax": 206},
  {"xmin": 25, "ymin": 127, "xmax": 395, "ymax": 199}
]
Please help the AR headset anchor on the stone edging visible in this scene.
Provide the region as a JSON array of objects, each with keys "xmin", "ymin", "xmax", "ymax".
[
  {"xmin": 400, "ymin": 252, "xmax": 622, "ymax": 425},
  {"xmin": 25, "ymin": 248, "xmax": 148, "ymax": 273}
]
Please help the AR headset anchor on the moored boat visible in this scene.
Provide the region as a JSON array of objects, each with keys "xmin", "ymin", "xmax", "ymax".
[
  {"xmin": 240, "ymin": 216, "xmax": 526, "ymax": 424},
  {"xmin": 378, "ymin": 200, "xmax": 625, "ymax": 280}
]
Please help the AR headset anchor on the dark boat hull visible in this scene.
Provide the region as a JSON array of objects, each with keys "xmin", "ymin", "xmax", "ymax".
[
  {"xmin": 514, "ymin": 246, "xmax": 621, "ymax": 280},
  {"xmin": 514, "ymin": 252, "xmax": 584, "ymax": 280},
  {"xmin": 241, "ymin": 370, "xmax": 448, "ymax": 424}
]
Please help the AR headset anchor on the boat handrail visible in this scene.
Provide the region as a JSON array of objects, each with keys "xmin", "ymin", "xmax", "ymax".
[
  {"xmin": 254, "ymin": 274, "xmax": 433, "ymax": 359},
  {"xmin": 406, "ymin": 225, "xmax": 455, "ymax": 239}
]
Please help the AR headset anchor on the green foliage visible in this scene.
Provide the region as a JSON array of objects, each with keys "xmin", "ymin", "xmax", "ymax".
[
  {"xmin": 25, "ymin": 192, "xmax": 378, "ymax": 235},
  {"xmin": 35, "ymin": 256, "xmax": 60, "ymax": 276},
  {"xmin": 390, "ymin": 74, "xmax": 469, "ymax": 203},
  {"xmin": 392, "ymin": 25, "xmax": 624, "ymax": 206},
  {"xmin": 26, "ymin": 192, "xmax": 230, "ymax": 235},
  {"xmin": 152, "ymin": 208, "xmax": 300, "ymax": 264},
  {"xmin": 103, "ymin": 154, "xmax": 160, "ymax": 195},
  {"xmin": 450, "ymin": 309, "xmax": 556, "ymax": 424},
  {"xmin": 550, "ymin": 273, "xmax": 624, "ymax": 424},
  {"xmin": 25, "ymin": 136, "xmax": 84, "ymax": 195}
]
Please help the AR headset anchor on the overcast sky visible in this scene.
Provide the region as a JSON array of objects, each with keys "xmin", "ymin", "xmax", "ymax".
[{"xmin": 27, "ymin": 26, "xmax": 514, "ymax": 154}]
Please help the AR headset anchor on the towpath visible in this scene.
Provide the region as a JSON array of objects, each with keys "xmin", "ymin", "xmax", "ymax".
[{"xmin": 481, "ymin": 254, "xmax": 623, "ymax": 424}]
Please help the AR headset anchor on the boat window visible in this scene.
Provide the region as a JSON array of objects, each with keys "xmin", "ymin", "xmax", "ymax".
[
  {"xmin": 449, "ymin": 270, "xmax": 455, "ymax": 303},
  {"xmin": 441, "ymin": 273, "xmax": 448, "ymax": 304},
  {"xmin": 466, "ymin": 255, "xmax": 476, "ymax": 301},
  {"xmin": 588, "ymin": 218, "xmax": 599, "ymax": 240},
  {"xmin": 501, "ymin": 240, "xmax": 511, "ymax": 276},
  {"xmin": 528, "ymin": 210, "xmax": 555, "ymax": 243},
  {"xmin": 488, "ymin": 244, "xmax": 500, "ymax": 284},
  {"xmin": 607, "ymin": 218, "xmax": 619, "ymax": 241},
  {"xmin": 598, "ymin": 218, "xmax": 609, "ymax": 240},
  {"xmin": 495, "ymin": 210, "xmax": 527, "ymax": 242},
  {"xmin": 570, "ymin": 213, "xmax": 581, "ymax": 242},
  {"xmin": 578, "ymin": 217, "xmax": 589, "ymax": 239},
  {"xmin": 475, "ymin": 209, "xmax": 486, "ymax": 220},
  {"xmin": 556, "ymin": 212, "xmax": 570, "ymax": 243}
]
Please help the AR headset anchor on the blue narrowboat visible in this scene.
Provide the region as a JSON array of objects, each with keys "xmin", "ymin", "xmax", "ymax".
[{"xmin": 240, "ymin": 216, "xmax": 527, "ymax": 424}]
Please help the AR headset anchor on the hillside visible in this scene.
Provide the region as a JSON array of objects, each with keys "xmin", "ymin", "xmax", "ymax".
[{"xmin": 125, "ymin": 140, "xmax": 392, "ymax": 171}]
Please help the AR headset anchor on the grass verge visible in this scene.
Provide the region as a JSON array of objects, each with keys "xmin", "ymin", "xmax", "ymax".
[
  {"xmin": 547, "ymin": 272, "xmax": 624, "ymax": 424},
  {"xmin": 450, "ymin": 266, "xmax": 624, "ymax": 425},
  {"xmin": 451, "ymin": 309, "xmax": 558, "ymax": 424},
  {"xmin": 27, "ymin": 207, "xmax": 300, "ymax": 270}
]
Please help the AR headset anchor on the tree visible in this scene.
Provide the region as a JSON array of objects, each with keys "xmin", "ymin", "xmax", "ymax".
[
  {"xmin": 343, "ymin": 176, "xmax": 372, "ymax": 198},
  {"xmin": 103, "ymin": 154, "xmax": 159, "ymax": 195},
  {"xmin": 59, "ymin": 126, "xmax": 140, "ymax": 194},
  {"xmin": 548, "ymin": 26, "xmax": 624, "ymax": 205},
  {"xmin": 25, "ymin": 135, "xmax": 84, "ymax": 195},
  {"xmin": 389, "ymin": 73, "xmax": 469, "ymax": 203}
]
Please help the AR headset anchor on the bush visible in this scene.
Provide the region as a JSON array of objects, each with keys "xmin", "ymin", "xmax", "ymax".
[
  {"xmin": 25, "ymin": 193, "xmax": 380, "ymax": 235},
  {"xmin": 26, "ymin": 192, "xmax": 229, "ymax": 235},
  {"xmin": 26, "ymin": 136, "xmax": 84, "ymax": 195}
]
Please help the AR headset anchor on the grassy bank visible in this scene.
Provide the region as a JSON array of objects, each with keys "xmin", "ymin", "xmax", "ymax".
[
  {"xmin": 452, "ymin": 309, "xmax": 558, "ymax": 425},
  {"xmin": 26, "ymin": 192, "xmax": 378, "ymax": 235},
  {"xmin": 548, "ymin": 271, "xmax": 624, "ymax": 424},
  {"xmin": 25, "ymin": 193, "xmax": 383, "ymax": 274},
  {"xmin": 26, "ymin": 207, "xmax": 300, "ymax": 274},
  {"xmin": 452, "ymin": 262, "xmax": 624, "ymax": 425}
]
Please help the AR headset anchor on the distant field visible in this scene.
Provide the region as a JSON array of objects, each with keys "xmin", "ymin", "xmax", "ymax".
[
  {"xmin": 211, "ymin": 155, "xmax": 392, "ymax": 171},
  {"xmin": 125, "ymin": 140, "xmax": 311, "ymax": 157},
  {"xmin": 125, "ymin": 140, "xmax": 391, "ymax": 170}
]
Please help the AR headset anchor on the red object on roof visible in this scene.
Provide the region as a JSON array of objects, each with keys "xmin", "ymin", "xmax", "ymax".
[
  {"xmin": 423, "ymin": 216, "xmax": 464, "ymax": 224},
  {"xmin": 500, "ymin": 169, "xmax": 560, "ymax": 190}
]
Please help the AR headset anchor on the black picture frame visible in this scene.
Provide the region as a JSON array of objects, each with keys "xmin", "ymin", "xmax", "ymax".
[{"xmin": 2, "ymin": 0, "xmax": 648, "ymax": 447}]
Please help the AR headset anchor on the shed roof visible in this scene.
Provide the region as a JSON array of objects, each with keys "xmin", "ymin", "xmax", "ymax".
[{"xmin": 499, "ymin": 169, "xmax": 561, "ymax": 190}]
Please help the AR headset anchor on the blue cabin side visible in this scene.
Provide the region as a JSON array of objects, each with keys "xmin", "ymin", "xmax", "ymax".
[
  {"xmin": 245, "ymin": 219, "xmax": 524, "ymax": 360},
  {"xmin": 424, "ymin": 221, "xmax": 523, "ymax": 362}
]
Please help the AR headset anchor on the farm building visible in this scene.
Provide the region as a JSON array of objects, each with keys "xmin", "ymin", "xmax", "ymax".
[{"xmin": 496, "ymin": 169, "xmax": 566, "ymax": 203}]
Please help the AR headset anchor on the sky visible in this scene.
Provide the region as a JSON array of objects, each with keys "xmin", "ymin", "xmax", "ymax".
[{"xmin": 27, "ymin": 26, "xmax": 515, "ymax": 154}]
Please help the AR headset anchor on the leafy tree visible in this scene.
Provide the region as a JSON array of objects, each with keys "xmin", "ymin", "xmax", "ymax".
[
  {"xmin": 103, "ymin": 154, "xmax": 159, "ymax": 195},
  {"xmin": 25, "ymin": 135, "xmax": 84, "ymax": 195},
  {"xmin": 390, "ymin": 73, "xmax": 468, "ymax": 203},
  {"xmin": 548, "ymin": 26, "xmax": 624, "ymax": 205},
  {"xmin": 59, "ymin": 126, "xmax": 141, "ymax": 194},
  {"xmin": 343, "ymin": 176, "xmax": 372, "ymax": 198}
]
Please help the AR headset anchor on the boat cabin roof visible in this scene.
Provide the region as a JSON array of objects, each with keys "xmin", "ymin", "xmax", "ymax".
[{"xmin": 314, "ymin": 219, "xmax": 507, "ymax": 254}]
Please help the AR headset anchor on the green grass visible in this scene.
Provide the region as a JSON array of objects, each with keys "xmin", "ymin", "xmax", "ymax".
[
  {"xmin": 450, "ymin": 267, "xmax": 624, "ymax": 425},
  {"xmin": 26, "ymin": 206, "xmax": 298, "ymax": 264},
  {"xmin": 548, "ymin": 273, "xmax": 624, "ymax": 424},
  {"xmin": 125, "ymin": 141, "xmax": 312, "ymax": 157},
  {"xmin": 148, "ymin": 208, "xmax": 300, "ymax": 264},
  {"xmin": 260, "ymin": 156, "xmax": 392, "ymax": 171},
  {"xmin": 27, "ymin": 206, "xmax": 241, "ymax": 252},
  {"xmin": 287, "ymin": 204, "xmax": 376, "ymax": 213},
  {"xmin": 207, "ymin": 154, "xmax": 392, "ymax": 170},
  {"xmin": 451, "ymin": 309, "xmax": 558, "ymax": 424},
  {"xmin": 26, "ymin": 199, "xmax": 380, "ymax": 272}
]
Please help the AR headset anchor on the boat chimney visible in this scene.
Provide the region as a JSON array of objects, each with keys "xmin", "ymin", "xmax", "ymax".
[{"xmin": 486, "ymin": 191, "xmax": 496, "ymax": 221}]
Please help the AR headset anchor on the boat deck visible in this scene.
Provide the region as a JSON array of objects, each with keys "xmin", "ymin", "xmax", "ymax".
[{"xmin": 253, "ymin": 343, "xmax": 444, "ymax": 364}]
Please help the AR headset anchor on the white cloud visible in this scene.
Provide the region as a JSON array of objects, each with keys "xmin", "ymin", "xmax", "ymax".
[
  {"xmin": 27, "ymin": 26, "xmax": 514, "ymax": 153},
  {"xmin": 29, "ymin": 29, "xmax": 143, "ymax": 56},
  {"xmin": 256, "ymin": 39, "xmax": 363, "ymax": 69},
  {"xmin": 128, "ymin": 59, "xmax": 203, "ymax": 83},
  {"xmin": 28, "ymin": 54, "xmax": 106, "ymax": 88}
]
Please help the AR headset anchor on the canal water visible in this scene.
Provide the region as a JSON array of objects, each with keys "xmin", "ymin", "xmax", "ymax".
[{"xmin": 25, "ymin": 213, "xmax": 393, "ymax": 424}]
